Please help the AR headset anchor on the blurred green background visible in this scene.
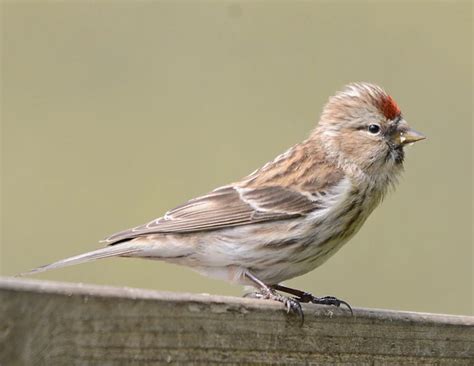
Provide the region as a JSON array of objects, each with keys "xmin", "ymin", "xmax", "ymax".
[{"xmin": 1, "ymin": 1, "xmax": 472, "ymax": 316}]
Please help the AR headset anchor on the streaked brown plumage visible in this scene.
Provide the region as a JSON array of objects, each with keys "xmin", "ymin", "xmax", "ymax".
[{"xmin": 21, "ymin": 82, "xmax": 425, "ymax": 314}]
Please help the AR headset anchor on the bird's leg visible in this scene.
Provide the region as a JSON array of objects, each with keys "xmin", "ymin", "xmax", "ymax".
[
  {"xmin": 271, "ymin": 284, "xmax": 353, "ymax": 315},
  {"xmin": 244, "ymin": 271, "xmax": 304, "ymax": 323}
]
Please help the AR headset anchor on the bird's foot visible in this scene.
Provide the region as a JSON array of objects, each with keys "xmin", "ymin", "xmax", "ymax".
[
  {"xmin": 265, "ymin": 290, "xmax": 303, "ymax": 316},
  {"xmin": 243, "ymin": 271, "xmax": 306, "ymax": 324},
  {"xmin": 246, "ymin": 289, "xmax": 304, "ymax": 324},
  {"xmin": 296, "ymin": 292, "xmax": 353, "ymax": 315},
  {"xmin": 270, "ymin": 284, "xmax": 353, "ymax": 315}
]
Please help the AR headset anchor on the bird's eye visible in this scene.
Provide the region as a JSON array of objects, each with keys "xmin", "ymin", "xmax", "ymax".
[{"xmin": 368, "ymin": 124, "xmax": 381, "ymax": 134}]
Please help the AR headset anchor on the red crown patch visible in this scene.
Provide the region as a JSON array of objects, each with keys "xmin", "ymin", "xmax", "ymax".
[{"xmin": 379, "ymin": 95, "xmax": 401, "ymax": 120}]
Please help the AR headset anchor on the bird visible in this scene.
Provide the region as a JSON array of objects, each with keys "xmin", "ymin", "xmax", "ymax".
[{"xmin": 20, "ymin": 82, "xmax": 425, "ymax": 317}]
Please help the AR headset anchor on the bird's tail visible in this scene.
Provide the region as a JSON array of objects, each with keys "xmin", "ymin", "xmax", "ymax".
[{"xmin": 17, "ymin": 242, "xmax": 141, "ymax": 276}]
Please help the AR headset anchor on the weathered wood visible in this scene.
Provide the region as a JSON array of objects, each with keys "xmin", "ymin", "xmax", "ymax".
[{"xmin": 0, "ymin": 277, "xmax": 472, "ymax": 365}]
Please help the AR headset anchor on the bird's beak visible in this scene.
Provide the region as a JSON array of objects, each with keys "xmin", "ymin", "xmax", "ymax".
[{"xmin": 394, "ymin": 126, "xmax": 426, "ymax": 146}]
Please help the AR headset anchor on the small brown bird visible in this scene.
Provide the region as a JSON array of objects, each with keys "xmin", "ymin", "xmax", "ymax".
[{"xmin": 22, "ymin": 82, "xmax": 425, "ymax": 315}]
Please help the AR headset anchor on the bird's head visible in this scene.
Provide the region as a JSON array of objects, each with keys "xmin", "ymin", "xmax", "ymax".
[{"xmin": 314, "ymin": 82, "xmax": 425, "ymax": 177}]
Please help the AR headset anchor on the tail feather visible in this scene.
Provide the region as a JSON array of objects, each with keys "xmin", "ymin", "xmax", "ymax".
[{"xmin": 17, "ymin": 243, "xmax": 141, "ymax": 276}]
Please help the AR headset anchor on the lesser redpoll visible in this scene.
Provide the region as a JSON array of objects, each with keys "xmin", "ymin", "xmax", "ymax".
[{"xmin": 22, "ymin": 82, "xmax": 426, "ymax": 316}]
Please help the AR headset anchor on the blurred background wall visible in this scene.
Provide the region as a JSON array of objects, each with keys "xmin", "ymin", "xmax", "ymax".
[{"xmin": 1, "ymin": 1, "xmax": 472, "ymax": 316}]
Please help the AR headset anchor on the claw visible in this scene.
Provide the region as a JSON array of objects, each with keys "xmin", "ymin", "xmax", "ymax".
[
  {"xmin": 258, "ymin": 290, "xmax": 305, "ymax": 326},
  {"xmin": 285, "ymin": 299, "xmax": 291, "ymax": 313},
  {"xmin": 269, "ymin": 284, "xmax": 353, "ymax": 317},
  {"xmin": 337, "ymin": 299, "xmax": 353, "ymax": 315},
  {"xmin": 289, "ymin": 300, "xmax": 304, "ymax": 326},
  {"xmin": 281, "ymin": 296, "xmax": 304, "ymax": 325},
  {"xmin": 308, "ymin": 295, "xmax": 354, "ymax": 316}
]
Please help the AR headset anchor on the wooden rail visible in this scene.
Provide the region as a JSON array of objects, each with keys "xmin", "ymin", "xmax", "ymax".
[{"xmin": 0, "ymin": 276, "xmax": 472, "ymax": 365}]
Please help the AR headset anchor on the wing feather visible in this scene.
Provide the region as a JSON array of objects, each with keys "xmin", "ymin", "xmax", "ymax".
[{"xmin": 103, "ymin": 185, "xmax": 322, "ymax": 244}]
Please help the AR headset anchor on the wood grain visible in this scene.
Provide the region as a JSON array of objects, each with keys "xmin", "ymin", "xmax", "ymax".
[{"xmin": 0, "ymin": 277, "xmax": 472, "ymax": 365}]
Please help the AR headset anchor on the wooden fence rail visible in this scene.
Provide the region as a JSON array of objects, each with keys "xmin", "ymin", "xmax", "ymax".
[{"xmin": 0, "ymin": 276, "xmax": 472, "ymax": 365}]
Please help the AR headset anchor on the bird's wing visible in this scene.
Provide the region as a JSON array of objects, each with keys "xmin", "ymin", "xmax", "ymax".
[{"xmin": 103, "ymin": 185, "xmax": 323, "ymax": 244}]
